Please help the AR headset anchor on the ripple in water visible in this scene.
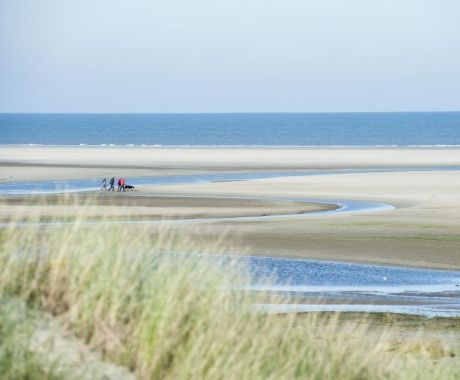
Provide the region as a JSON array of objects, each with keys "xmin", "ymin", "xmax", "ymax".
[{"xmin": 241, "ymin": 256, "xmax": 460, "ymax": 318}]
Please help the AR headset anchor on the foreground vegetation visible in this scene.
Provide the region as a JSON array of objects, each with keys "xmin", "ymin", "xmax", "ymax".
[{"xmin": 0, "ymin": 216, "xmax": 459, "ymax": 379}]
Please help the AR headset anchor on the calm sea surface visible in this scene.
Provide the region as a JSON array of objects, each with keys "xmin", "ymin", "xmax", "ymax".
[{"xmin": 1, "ymin": 112, "xmax": 460, "ymax": 146}]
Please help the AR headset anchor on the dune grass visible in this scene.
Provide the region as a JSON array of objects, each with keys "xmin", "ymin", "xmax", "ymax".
[
  {"xmin": 0, "ymin": 211, "xmax": 459, "ymax": 379},
  {"xmin": 0, "ymin": 299, "xmax": 71, "ymax": 380}
]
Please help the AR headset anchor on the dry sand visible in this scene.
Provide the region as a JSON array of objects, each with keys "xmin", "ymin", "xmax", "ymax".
[
  {"xmin": 1, "ymin": 146, "xmax": 460, "ymax": 270},
  {"xmin": 1, "ymin": 146, "xmax": 460, "ymax": 181}
]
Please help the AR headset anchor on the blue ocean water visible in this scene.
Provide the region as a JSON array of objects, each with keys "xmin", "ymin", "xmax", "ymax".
[{"xmin": 1, "ymin": 112, "xmax": 460, "ymax": 146}]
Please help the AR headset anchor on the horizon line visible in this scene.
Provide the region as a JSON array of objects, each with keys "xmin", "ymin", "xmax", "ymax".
[{"xmin": 1, "ymin": 110, "xmax": 460, "ymax": 115}]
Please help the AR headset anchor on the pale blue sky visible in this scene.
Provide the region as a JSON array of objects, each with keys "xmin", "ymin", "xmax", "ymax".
[{"xmin": 1, "ymin": 0, "xmax": 459, "ymax": 112}]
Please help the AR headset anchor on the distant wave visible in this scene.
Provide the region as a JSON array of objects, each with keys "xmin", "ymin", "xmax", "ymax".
[{"xmin": 5, "ymin": 144, "xmax": 460, "ymax": 148}]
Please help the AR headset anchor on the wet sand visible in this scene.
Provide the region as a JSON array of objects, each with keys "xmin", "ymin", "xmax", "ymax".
[
  {"xmin": 1, "ymin": 146, "xmax": 460, "ymax": 270},
  {"xmin": 0, "ymin": 194, "xmax": 335, "ymax": 221},
  {"xmin": 149, "ymin": 170, "xmax": 460, "ymax": 270}
]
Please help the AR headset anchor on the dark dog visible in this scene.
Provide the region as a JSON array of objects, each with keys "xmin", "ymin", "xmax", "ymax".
[{"xmin": 124, "ymin": 185, "xmax": 135, "ymax": 191}]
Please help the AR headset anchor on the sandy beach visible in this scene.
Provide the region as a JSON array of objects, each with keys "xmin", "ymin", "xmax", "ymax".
[
  {"xmin": 2, "ymin": 146, "xmax": 460, "ymax": 270},
  {"xmin": 0, "ymin": 194, "xmax": 335, "ymax": 221},
  {"xmin": 2, "ymin": 146, "xmax": 460, "ymax": 181}
]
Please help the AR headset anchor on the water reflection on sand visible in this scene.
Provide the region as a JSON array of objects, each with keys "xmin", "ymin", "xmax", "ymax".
[{"xmin": 241, "ymin": 256, "xmax": 460, "ymax": 318}]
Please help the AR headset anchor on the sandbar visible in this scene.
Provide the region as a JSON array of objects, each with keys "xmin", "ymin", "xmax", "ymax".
[{"xmin": 1, "ymin": 146, "xmax": 460, "ymax": 270}]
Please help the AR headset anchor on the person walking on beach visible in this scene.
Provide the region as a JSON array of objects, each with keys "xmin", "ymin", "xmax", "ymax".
[
  {"xmin": 100, "ymin": 177, "xmax": 107, "ymax": 191},
  {"xmin": 120, "ymin": 177, "xmax": 126, "ymax": 192},
  {"xmin": 108, "ymin": 177, "xmax": 115, "ymax": 192},
  {"xmin": 117, "ymin": 178, "xmax": 122, "ymax": 192}
]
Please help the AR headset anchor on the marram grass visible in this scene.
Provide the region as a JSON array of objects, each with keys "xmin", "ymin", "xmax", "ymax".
[
  {"xmin": 0, "ymin": 217, "xmax": 459, "ymax": 379},
  {"xmin": 0, "ymin": 299, "xmax": 71, "ymax": 380}
]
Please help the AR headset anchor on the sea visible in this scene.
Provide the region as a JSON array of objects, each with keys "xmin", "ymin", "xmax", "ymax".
[{"xmin": 1, "ymin": 112, "xmax": 460, "ymax": 146}]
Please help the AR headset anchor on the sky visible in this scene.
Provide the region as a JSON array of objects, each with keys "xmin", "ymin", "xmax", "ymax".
[{"xmin": 1, "ymin": 0, "xmax": 459, "ymax": 113}]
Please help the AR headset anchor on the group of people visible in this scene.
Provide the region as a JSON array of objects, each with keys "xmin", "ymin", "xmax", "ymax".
[{"xmin": 100, "ymin": 177, "xmax": 128, "ymax": 192}]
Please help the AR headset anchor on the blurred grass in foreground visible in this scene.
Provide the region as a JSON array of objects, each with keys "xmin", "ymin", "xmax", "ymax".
[{"xmin": 0, "ymin": 203, "xmax": 459, "ymax": 379}]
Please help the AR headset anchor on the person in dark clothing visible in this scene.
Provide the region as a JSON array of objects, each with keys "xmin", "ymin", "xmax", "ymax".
[
  {"xmin": 108, "ymin": 177, "xmax": 115, "ymax": 192},
  {"xmin": 100, "ymin": 177, "xmax": 107, "ymax": 191}
]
